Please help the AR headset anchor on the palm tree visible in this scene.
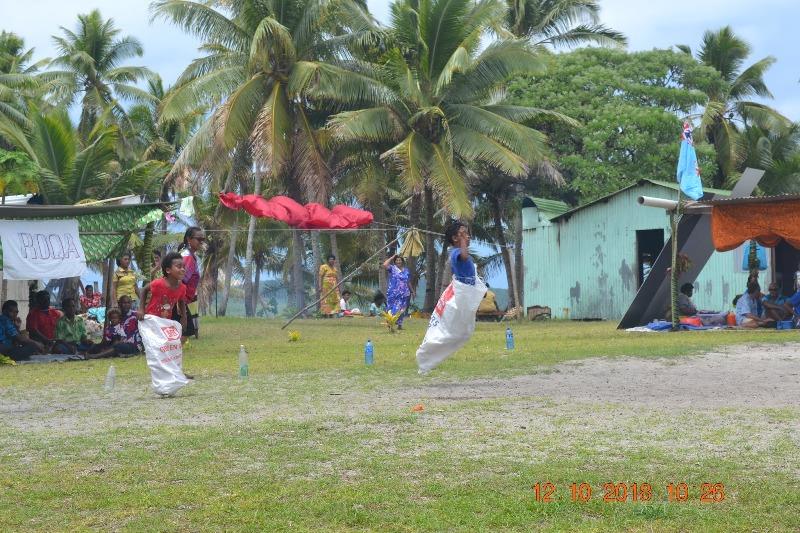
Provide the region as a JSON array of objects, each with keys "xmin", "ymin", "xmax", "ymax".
[
  {"xmin": 153, "ymin": 0, "xmax": 378, "ymax": 315},
  {"xmin": 503, "ymin": 0, "xmax": 626, "ymax": 48},
  {"xmin": 0, "ymin": 32, "xmax": 48, "ymax": 153},
  {"xmin": 740, "ymin": 122, "xmax": 800, "ymax": 194},
  {"xmin": 681, "ymin": 27, "xmax": 790, "ymax": 187},
  {"xmin": 320, "ymin": 0, "xmax": 557, "ymax": 309},
  {"xmin": 49, "ymin": 9, "xmax": 155, "ymax": 139}
]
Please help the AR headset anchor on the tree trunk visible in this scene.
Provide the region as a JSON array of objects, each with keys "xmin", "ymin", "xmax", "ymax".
[
  {"xmin": 374, "ymin": 206, "xmax": 387, "ymax": 295},
  {"xmin": 423, "ymin": 186, "xmax": 437, "ymax": 312},
  {"xmin": 330, "ymin": 232, "xmax": 342, "ymax": 279},
  {"xmin": 491, "ymin": 198, "xmax": 517, "ymax": 309},
  {"xmin": 407, "ymin": 192, "xmax": 423, "ymax": 296},
  {"xmin": 243, "ymin": 170, "xmax": 262, "ymax": 318},
  {"xmin": 218, "ymin": 223, "xmax": 238, "ymax": 316},
  {"xmin": 291, "ymin": 229, "xmax": 306, "ymax": 313},
  {"xmin": 310, "ymin": 230, "xmax": 321, "ymax": 309},
  {"xmin": 252, "ymin": 254, "xmax": 263, "ymax": 315},
  {"xmin": 514, "ymin": 205, "xmax": 524, "ymax": 315}
]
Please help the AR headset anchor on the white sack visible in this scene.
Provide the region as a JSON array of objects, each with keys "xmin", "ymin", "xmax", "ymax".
[
  {"xmin": 416, "ymin": 277, "xmax": 487, "ymax": 374},
  {"xmin": 139, "ymin": 315, "xmax": 189, "ymax": 396}
]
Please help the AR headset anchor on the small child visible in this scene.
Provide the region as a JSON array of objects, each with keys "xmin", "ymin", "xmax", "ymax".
[
  {"xmin": 369, "ymin": 292, "xmax": 386, "ymax": 316},
  {"xmin": 339, "ymin": 290, "xmax": 362, "ymax": 316}
]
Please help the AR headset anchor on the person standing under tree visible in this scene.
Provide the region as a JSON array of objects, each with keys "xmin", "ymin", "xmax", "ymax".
[
  {"xmin": 113, "ymin": 252, "xmax": 139, "ymax": 309},
  {"xmin": 383, "ymin": 254, "xmax": 414, "ymax": 330},
  {"xmin": 178, "ymin": 227, "xmax": 204, "ymax": 338},
  {"xmin": 319, "ymin": 255, "xmax": 340, "ymax": 317}
]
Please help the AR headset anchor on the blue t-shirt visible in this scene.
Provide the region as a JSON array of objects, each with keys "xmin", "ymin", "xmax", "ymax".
[
  {"xmin": 0, "ymin": 315, "xmax": 19, "ymax": 349},
  {"xmin": 450, "ymin": 247, "xmax": 476, "ymax": 285},
  {"xmin": 788, "ymin": 291, "xmax": 800, "ymax": 315}
]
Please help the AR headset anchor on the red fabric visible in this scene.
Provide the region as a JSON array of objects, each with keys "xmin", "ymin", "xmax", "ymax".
[
  {"xmin": 711, "ymin": 200, "xmax": 800, "ymax": 251},
  {"xmin": 26, "ymin": 308, "xmax": 62, "ymax": 339},
  {"xmin": 146, "ymin": 278, "xmax": 188, "ymax": 318},
  {"xmin": 218, "ymin": 193, "xmax": 373, "ymax": 229}
]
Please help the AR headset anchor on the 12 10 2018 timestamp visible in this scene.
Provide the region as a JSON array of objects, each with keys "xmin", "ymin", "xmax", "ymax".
[{"xmin": 532, "ymin": 482, "xmax": 726, "ymax": 503}]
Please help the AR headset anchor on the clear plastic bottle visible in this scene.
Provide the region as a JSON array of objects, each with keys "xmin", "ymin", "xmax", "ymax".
[
  {"xmin": 505, "ymin": 327, "xmax": 515, "ymax": 350},
  {"xmin": 364, "ymin": 340, "xmax": 374, "ymax": 365},
  {"xmin": 104, "ymin": 365, "xmax": 116, "ymax": 391},
  {"xmin": 238, "ymin": 345, "xmax": 249, "ymax": 378}
]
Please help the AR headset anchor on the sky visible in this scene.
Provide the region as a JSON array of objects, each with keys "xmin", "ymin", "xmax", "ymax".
[{"xmin": 1, "ymin": 0, "xmax": 798, "ymax": 289}]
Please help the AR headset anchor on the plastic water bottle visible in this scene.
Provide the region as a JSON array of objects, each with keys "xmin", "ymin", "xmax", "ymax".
[
  {"xmin": 238, "ymin": 345, "xmax": 249, "ymax": 379},
  {"xmin": 364, "ymin": 340, "xmax": 374, "ymax": 365},
  {"xmin": 505, "ymin": 327, "xmax": 515, "ymax": 350},
  {"xmin": 104, "ymin": 365, "xmax": 116, "ymax": 391}
]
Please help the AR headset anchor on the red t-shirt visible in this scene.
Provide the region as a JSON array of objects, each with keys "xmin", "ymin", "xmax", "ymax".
[
  {"xmin": 145, "ymin": 278, "xmax": 188, "ymax": 318},
  {"xmin": 26, "ymin": 307, "xmax": 63, "ymax": 339}
]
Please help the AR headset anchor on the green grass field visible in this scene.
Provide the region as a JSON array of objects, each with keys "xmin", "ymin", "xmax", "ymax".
[{"xmin": 1, "ymin": 318, "xmax": 798, "ymax": 531}]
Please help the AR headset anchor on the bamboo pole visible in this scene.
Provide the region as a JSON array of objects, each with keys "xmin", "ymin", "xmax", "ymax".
[
  {"xmin": 282, "ymin": 237, "xmax": 400, "ymax": 330},
  {"xmin": 670, "ymin": 190, "xmax": 682, "ymax": 331}
]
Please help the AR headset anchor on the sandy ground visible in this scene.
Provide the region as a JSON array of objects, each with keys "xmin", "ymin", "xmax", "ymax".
[{"xmin": 410, "ymin": 344, "xmax": 800, "ymax": 408}]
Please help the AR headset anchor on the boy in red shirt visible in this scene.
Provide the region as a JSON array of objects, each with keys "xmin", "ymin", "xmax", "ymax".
[{"xmin": 26, "ymin": 290, "xmax": 63, "ymax": 349}]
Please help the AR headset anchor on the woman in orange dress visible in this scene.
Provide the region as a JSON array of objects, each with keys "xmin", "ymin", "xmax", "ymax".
[{"xmin": 318, "ymin": 255, "xmax": 340, "ymax": 317}]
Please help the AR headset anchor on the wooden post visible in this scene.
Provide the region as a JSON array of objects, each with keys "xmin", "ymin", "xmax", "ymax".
[{"xmin": 670, "ymin": 190, "xmax": 682, "ymax": 330}]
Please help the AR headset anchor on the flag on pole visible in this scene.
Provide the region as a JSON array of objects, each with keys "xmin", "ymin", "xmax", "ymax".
[{"xmin": 676, "ymin": 122, "xmax": 704, "ymax": 200}]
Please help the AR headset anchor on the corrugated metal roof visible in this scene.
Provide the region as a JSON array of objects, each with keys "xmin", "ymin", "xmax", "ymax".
[
  {"xmin": 645, "ymin": 179, "xmax": 731, "ymax": 197},
  {"xmin": 526, "ymin": 197, "xmax": 570, "ymax": 220},
  {"xmin": 701, "ymin": 193, "xmax": 800, "ymax": 206},
  {"xmin": 549, "ymin": 179, "xmax": 731, "ymax": 222}
]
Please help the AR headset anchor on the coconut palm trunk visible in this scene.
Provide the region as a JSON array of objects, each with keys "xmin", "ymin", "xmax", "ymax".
[
  {"xmin": 423, "ymin": 186, "xmax": 437, "ymax": 312},
  {"xmin": 491, "ymin": 198, "xmax": 517, "ymax": 309},
  {"xmin": 291, "ymin": 229, "xmax": 306, "ymax": 313},
  {"xmin": 218, "ymin": 224, "xmax": 238, "ymax": 316},
  {"xmin": 243, "ymin": 170, "xmax": 263, "ymax": 317}
]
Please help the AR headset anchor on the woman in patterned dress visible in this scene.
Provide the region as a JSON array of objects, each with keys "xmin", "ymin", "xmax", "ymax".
[
  {"xmin": 383, "ymin": 254, "xmax": 413, "ymax": 329},
  {"xmin": 318, "ymin": 255, "xmax": 340, "ymax": 317}
]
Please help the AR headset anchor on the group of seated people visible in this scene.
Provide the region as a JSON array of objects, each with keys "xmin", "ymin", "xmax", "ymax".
[
  {"xmin": 676, "ymin": 279, "xmax": 800, "ymax": 329},
  {"xmin": 0, "ymin": 290, "xmax": 142, "ymax": 362}
]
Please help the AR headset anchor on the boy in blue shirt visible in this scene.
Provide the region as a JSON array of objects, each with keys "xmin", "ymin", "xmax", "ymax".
[
  {"xmin": 0, "ymin": 300, "xmax": 45, "ymax": 361},
  {"xmin": 444, "ymin": 221, "xmax": 476, "ymax": 285}
]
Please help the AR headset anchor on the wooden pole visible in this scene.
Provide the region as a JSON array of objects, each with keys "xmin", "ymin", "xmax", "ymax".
[
  {"xmin": 670, "ymin": 189, "xmax": 682, "ymax": 330},
  {"xmin": 282, "ymin": 237, "xmax": 400, "ymax": 330}
]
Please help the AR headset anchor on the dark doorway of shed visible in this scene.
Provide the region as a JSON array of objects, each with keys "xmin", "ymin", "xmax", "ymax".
[
  {"xmin": 636, "ymin": 229, "xmax": 664, "ymax": 288},
  {"xmin": 773, "ymin": 240, "xmax": 800, "ymax": 296}
]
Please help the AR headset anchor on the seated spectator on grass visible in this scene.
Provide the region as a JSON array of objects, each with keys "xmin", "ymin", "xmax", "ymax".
[
  {"xmin": 54, "ymin": 298, "xmax": 94, "ymax": 355},
  {"xmin": 477, "ymin": 284, "xmax": 503, "ymax": 321},
  {"xmin": 762, "ymin": 283, "xmax": 791, "ymax": 321},
  {"xmin": 736, "ymin": 282, "xmax": 773, "ymax": 328},
  {"xmin": 26, "ymin": 290, "xmax": 62, "ymax": 349},
  {"xmin": 0, "ymin": 300, "xmax": 45, "ymax": 361},
  {"xmin": 782, "ymin": 286, "xmax": 800, "ymax": 327},
  {"xmin": 85, "ymin": 307, "xmax": 138, "ymax": 359},
  {"xmin": 79, "ymin": 285, "xmax": 103, "ymax": 313},
  {"xmin": 678, "ymin": 283, "xmax": 698, "ymax": 316},
  {"xmin": 369, "ymin": 292, "xmax": 386, "ymax": 316},
  {"xmin": 339, "ymin": 290, "xmax": 362, "ymax": 316},
  {"xmin": 116, "ymin": 296, "xmax": 142, "ymax": 355}
]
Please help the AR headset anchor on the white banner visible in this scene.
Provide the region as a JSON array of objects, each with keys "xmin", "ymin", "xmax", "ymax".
[{"xmin": 0, "ymin": 219, "xmax": 87, "ymax": 280}]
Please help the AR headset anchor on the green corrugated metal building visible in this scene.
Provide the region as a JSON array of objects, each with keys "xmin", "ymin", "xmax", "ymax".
[{"xmin": 522, "ymin": 179, "xmax": 755, "ymax": 320}]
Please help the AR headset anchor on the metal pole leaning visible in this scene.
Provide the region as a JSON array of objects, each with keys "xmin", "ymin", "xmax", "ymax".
[{"xmin": 281, "ymin": 236, "xmax": 401, "ymax": 330}]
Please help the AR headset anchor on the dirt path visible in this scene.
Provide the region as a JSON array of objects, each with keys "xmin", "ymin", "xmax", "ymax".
[{"xmin": 412, "ymin": 344, "xmax": 800, "ymax": 408}]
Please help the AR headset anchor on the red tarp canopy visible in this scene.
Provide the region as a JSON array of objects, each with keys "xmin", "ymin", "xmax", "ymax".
[
  {"xmin": 218, "ymin": 193, "xmax": 373, "ymax": 229},
  {"xmin": 711, "ymin": 198, "xmax": 800, "ymax": 251}
]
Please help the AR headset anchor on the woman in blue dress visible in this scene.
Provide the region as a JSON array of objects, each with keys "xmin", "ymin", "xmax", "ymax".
[{"xmin": 383, "ymin": 254, "xmax": 413, "ymax": 329}]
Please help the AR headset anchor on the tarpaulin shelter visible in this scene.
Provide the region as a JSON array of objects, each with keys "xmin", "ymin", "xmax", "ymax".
[
  {"xmin": 0, "ymin": 201, "xmax": 174, "ymax": 316},
  {"xmin": 708, "ymin": 195, "xmax": 800, "ymax": 252}
]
